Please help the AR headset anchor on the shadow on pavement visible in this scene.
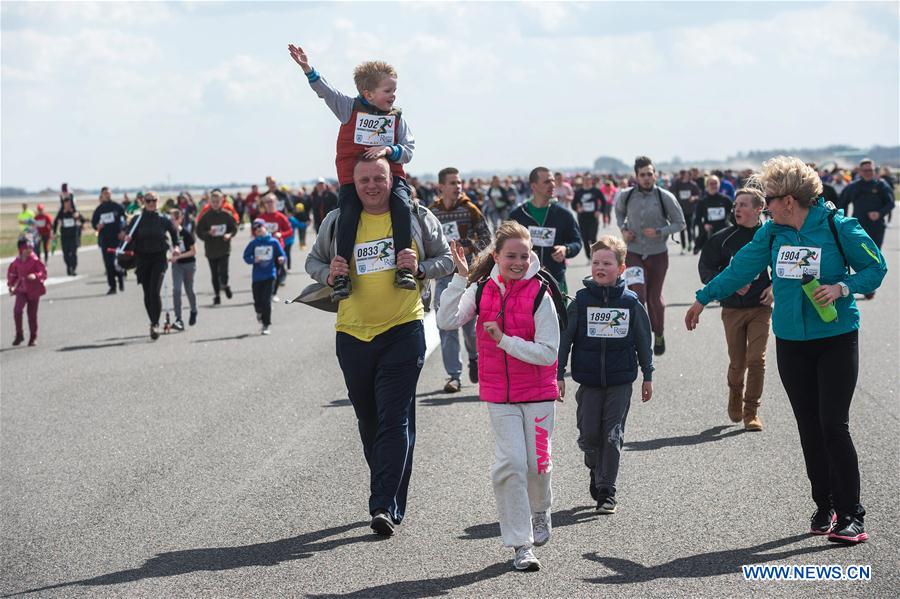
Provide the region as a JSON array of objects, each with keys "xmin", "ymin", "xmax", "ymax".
[
  {"xmin": 6, "ymin": 522, "xmax": 376, "ymax": 597},
  {"xmin": 582, "ymin": 533, "xmax": 841, "ymax": 584},
  {"xmin": 419, "ymin": 394, "xmax": 480, "ymax": 406},
  {"xmin": 624, "ymin": 425, "xmax": 745, "ymax": 451},
  {"xmin": 191, "ymin": 334, "xmax": 252, "ymax": 343},
  {"xmin": 459, "ymin": 505, "xmax": 596, "ymax": 540},
  {"xmin": 323, "ymin": 398, "xmax": 352, "ymax": 408},
  {"xmin": 57, "ymin": 340, "xmax": 143, "ymax": 352},
  {"xmin": 305, "ymin": 562, "xmax": 511, "ymax": 598},
  {"xmin": 45, "ymin": 292, "xmax": 116, "ymax": 302},
  {"xmin": 210, "ymin": 302, "xmax": 256, "ymax": 309}
]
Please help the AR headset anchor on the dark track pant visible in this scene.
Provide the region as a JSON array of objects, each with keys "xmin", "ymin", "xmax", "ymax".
[
  {"xmin": 624, "ymin": 250, "xmax": 668, "ymax": 336},
  {"xmin": 137, "ymin": 254, "xmax": 167, "ymax": 326},
  {"xmin": 101, "ymin": 245, "xmax": 124, "ymax": 290},
  {"xmin": 62, "ymin": 237, "xmax": 78, "ymax": 274},
  {"xmin": 207, "ymin": 255, "xmax": 230, "ymax": 298},
  {"xmin": 336, "ymin": 320, "xmax": 425, "ymax": 523},
  {"xmin": 251, "ymin": 278, "xmax": 274, "ymax": 326},
  {"xmin": 578, "ymin": 216, "xmax": 599, "ymax": 259},
  {"xmin": 776, "ymin": 331, "xmax": 864, "ymax": 518},
  {"xmin": 576, "ymin": 384, "xmax": 632, "ymax": 496}
]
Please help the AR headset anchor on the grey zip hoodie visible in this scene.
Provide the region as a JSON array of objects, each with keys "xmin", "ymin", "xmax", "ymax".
[{"xmin": 614, "ymin": 185, "xmax": 686, "ymax": 256}]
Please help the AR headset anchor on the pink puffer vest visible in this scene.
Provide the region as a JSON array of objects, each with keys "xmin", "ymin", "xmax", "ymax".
[{"xmin": 476, "ymin": 276, "xmax": 559, "ymax": 403}]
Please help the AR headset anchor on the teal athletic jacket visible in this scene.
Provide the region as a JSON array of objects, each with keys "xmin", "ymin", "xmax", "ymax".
[{"xmin": 696, "ymin": 199, "xmax": 887, "ymax": 341}]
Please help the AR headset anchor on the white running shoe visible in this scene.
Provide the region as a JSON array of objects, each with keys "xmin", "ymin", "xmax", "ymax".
[
  {"xmin": 532, "ymin": 511, "xmax": 551, "ymax": 546},
  {"xmin": 261, "ymin": 326, "xmax": 270, "ymax": 335},
  {"xmin": 513, "ymin": 545, "xmax": 540, "ymax": 571}
]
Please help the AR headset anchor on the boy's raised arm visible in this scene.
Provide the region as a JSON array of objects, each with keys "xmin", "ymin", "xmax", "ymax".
[{"xmin": 289, "ymin": 43, "xmax": 354, "ymax": 123}]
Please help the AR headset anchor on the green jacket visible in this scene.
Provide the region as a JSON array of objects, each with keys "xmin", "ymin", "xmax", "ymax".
[{"xmin": 696, "ymin": 199, "xmax": 887, "ymax": 341}]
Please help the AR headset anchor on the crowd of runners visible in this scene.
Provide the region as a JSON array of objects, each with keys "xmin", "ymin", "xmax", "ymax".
[{"xmin": 5, "ymin": 48, "xmax": 894, "ymax": 573}]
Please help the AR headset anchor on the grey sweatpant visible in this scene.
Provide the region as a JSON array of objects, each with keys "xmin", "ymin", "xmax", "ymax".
[
  {"xmin": 488, "ymin": 401, "xmax": 555, "ymax": 548},
  {"xmin": 575, "ymin": 384, "xmax": 632, "ymax": 497},
  {"xmin": 171, "ymin": 261, "xmax": 197, "ymax": 321}
]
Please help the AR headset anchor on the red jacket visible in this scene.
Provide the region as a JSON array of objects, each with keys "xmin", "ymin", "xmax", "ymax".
[
  {"xmin": 258, "ymin": 212, "xmax": 293, "ymax": 247},
  {"xmin": 7, "ymin": 252, "xmax": 47, "ymax": 299},
  {"xmin": 336, "ymin": 100, "xmax": 406, "ymax": 185},
  {"xmin": 33, "ymin": 212, "xmax": 54, "ymax": 236}
]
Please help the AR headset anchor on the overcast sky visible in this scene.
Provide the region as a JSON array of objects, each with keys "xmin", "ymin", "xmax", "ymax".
[{"xmin": 2, "ymin": 1, "xmax": 898, "ymax": 191}]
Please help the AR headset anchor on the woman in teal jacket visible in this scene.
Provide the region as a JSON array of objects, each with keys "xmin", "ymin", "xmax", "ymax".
[{"xmin": 685, "ymin": 157, "xmax": 886, "ymax": 545}]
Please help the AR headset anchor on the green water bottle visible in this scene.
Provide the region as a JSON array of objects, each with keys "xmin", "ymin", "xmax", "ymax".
[{"xmin": 801, "ymin": 274, "xmax": 838, "ymax": 323}]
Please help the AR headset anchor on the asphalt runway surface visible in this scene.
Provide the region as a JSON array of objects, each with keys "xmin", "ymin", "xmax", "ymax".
[{"xmin": 2, "ymin": 221, "xmax": 898, "ymax": 598}]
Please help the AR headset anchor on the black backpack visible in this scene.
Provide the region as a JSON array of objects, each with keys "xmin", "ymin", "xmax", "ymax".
[{"xmin": 473, "ymin": 268, "xmax": 569, "ymax": 330}]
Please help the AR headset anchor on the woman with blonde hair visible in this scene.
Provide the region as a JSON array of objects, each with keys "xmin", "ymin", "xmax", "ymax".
[
  {"xmin": 685, "ymin": 156, "xmax": 887, "ymax": 544},
  {"xmin": 437, "ymin": 221, "xmax": 560, "ymax": 571}
]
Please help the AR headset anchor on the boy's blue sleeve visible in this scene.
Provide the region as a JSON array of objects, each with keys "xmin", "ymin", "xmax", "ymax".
[
  {"xmin": 839, "ymin": 217, "xmax": 888, "ymax": 294},
  {"xmin": 696, "ymin": 223, "xmax": 772, "ymax": 305},
  {"xmin": 389, "ymin": 117, "xmax": 415, "ymax": 164},
  {"xmin": 243, "ymin": 241, "xmax": 254, "ymax": 265}
]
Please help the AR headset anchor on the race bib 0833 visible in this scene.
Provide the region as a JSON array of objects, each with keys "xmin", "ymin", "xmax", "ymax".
[
  {"xmin": 587, "ymin": 307, "xmax": 630, "ymax": 338},
  {"xmin": 355, "ymin": 237, "xmax": 396, "ymax": 275}
]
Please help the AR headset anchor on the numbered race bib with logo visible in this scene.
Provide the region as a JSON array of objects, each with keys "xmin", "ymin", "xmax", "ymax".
[
  {"xmin": 529, "ymin": 226, "xmax": 556, "ymax": 248},
  {"xmin": 264, "ymin": 222, "xmax": 278, "ymax": 234},
  {"xmin": 210, "ymin": 224, "xmax": 227, "ymax": 237},
  {"xmin": 679, "ymin": 190, "xmax": 692, "ymax": 200},
  {"xmin": 582, "ymin": 200, "xmax": 596, "ymax": 212},
  {"xmin": 775, "ymin": 246, "xmax": 821, "ymax": 279},
  {"xmin": 442, "ymin": 221, "xmax": 460, "ymax": 241},
  {"xmin": 254, "ymin": 245, "xmax": 273, "ymax": 262},
  {"xmin": 276, "ymin": 199, "xmax": 285, "ymax": 212},
  {"xmin": 35, "ymin": 218, "xmax": 47, "ymax": 228},
  {"xmin": 587, "ymin": 307, "xmax": 631, "ymax": 338},
  {"xmin": 99, "ymin": 212, "xmax": 116, "ymax": 224},
  {"xmin": 707, "ymin": 207, "xmax": 726, "ymax": 221},
  {"xmin": 355, "ymin": 237, "xmax": 396, "ymax": 275},
  {"xmin": 623, "ymin": 266, "xmax": 645, "ymax": 287},
  {"xmin": 62, "ymin": 218, "xmax": 75, "ymax": 228},
  {"xmin": 354, "ymin": 114, "xmax": 396, "ymax": 147}
]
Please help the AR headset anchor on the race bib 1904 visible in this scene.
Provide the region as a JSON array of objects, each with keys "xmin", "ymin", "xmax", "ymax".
[
  {"xmin": 355, "ymin": 237, "xmax": 396, "ymax": 275},
  {"xmin": 587, "ymin": 307, "xmax": 630, "ymax": 338},
  {"xmin": 624, "ymin": 266, "xmax": 645, "ymax": 287},
  {"xmin": 529, "ymin": 226, "xmax": 556, "ymax": 247},
  {"xmin": 354, "ymin": 114, "xmax": 396, "ymax": 147},
  {"xmin": 776, "ymin": 246, "xmax": 821, "ymax": 279},
  {"xmin": 707, "ymin": 206, "xmax": 726, "ymax": 221},
  {"xmin": 442, "ymin": 221, "xmax": 460, "ymax": 241}
]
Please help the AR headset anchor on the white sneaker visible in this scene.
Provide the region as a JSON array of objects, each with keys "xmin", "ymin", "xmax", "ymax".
[
  {"xmin": 513, "ymin": 545, "xmax": 540, "ymax": 571},
  {"xmin": 532, "ymin": 511, "xmax": 551, "ymax": 546},
  {"xmin": 272, "ymin": 295, "xmax": 281, "ymax": 303},
  {"xmin": 261, "ymin": 326, "xmax": 270, "ymax": 335}
]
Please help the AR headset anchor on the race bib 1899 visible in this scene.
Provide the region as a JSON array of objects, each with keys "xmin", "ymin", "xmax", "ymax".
[
  {"xmin": 442, "ymin": 221, "xmax": 460, "ymax": 241},
  {"xmin": 587, "ymin": 307, "xmax": 630, "ymax": 338},
  {"xmin": 354, "ymin": 114, "xmax": 396, "ymax": 147},
  {"xmin": 529, "ymin": 226, "xmax": 556, "ymax": 247},
  {"xmin": 776, "ymin": 246, "xmax": 821, "ymax": 279},
  {"xmin": 355, "ymin": 237, "xmax": 396, "ymax": 275}
]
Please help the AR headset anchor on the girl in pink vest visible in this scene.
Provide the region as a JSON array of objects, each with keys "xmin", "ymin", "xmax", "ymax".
[
  {"xmin": 6, "ymin": 238, "xmax": 47, "ymax": 346},
  {"xmin": 436, "ymin": 221, "xmax": 560, "ymax": 572}
]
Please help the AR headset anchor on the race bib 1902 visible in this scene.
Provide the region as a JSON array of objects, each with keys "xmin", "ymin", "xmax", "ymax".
[
  {"xmin": 355, "ymin": 237, "xmax": 396, "ymax": 275},
  {"xmin": 707, "ymin": 206, "xmax": 726, "ymax": 221},
  {"xmin": 776, "ymin": 246, "xmax": 821, "ymax": 279},
  {"xmin": 529, "ymin": 226, "xmax": 556, "ymax": 247},
  {"xmin": 587, "ymin": 307, "xmax": 630, "ymax": 338},
  {"xmin": 624, "ymin": 266, "xmax": 645, "ymax": 287},
  {"xmin": 442, "ymin": 221, "xmax": 460, "ymax": 241},
  {"xmin": 354, "ymin": 114, "xmax": 396, "ymax": 147}
]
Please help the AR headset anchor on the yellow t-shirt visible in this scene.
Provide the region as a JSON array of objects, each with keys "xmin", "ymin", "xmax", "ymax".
[{"xmin": 336, "ymin": 211, "xmax": 423, "ymax": 341}]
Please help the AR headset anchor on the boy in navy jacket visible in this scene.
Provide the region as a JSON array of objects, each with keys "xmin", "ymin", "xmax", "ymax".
[{"xmin": 243, "ymin": 219, "xmax": 286, "ymax": 335}]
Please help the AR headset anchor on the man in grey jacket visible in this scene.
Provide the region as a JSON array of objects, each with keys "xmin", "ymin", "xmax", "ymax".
[
  {"xmin": 305, "ymin": 157, "xmax": 452, "ymax": 537},
  {"xmin": 614, "ymin": 156, "xmax": 685, "ymax": 355}
]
